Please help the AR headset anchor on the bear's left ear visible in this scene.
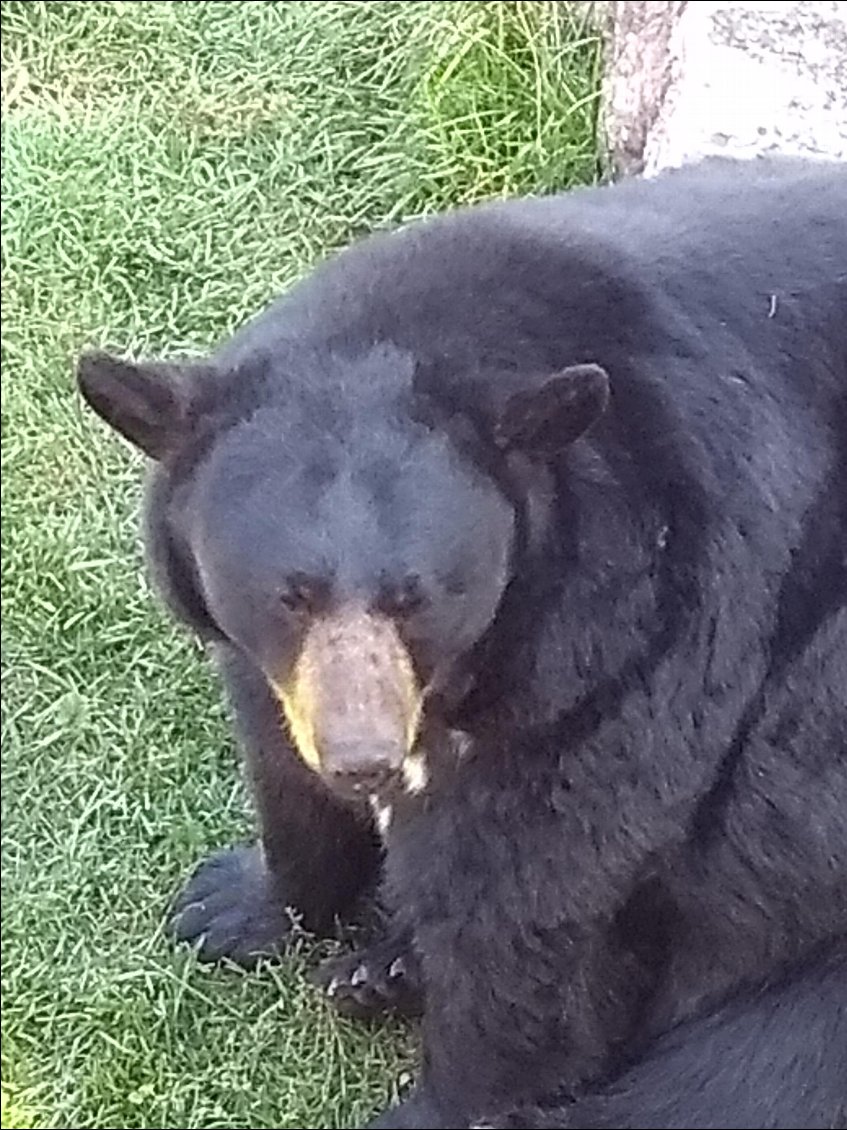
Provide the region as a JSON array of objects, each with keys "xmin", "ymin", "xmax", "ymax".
[
  {"xmin": 493, "ymin": 363, "xmax": 610, "ymax": 457},
  {"xmin": 77, "ymin": 350, "xmax": 198, "ymax": 460}
]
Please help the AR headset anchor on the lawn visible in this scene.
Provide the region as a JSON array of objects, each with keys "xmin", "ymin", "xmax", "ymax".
[{"xmin": 0, "ymin": 3, "xmax": 600, "ymax": 1127}]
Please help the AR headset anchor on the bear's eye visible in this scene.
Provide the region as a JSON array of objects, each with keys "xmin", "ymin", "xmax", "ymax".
[{"xmin": 279, "ymin": 574, "xmax": 325, "ymax": 616}]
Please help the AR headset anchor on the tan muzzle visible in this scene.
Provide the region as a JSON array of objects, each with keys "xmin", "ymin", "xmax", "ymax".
[{"xmin": 273, "ymin": 607, "xmax": 424, "ymax": 798}]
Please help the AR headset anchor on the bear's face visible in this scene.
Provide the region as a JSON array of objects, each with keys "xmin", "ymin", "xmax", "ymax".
[
  {"xmin": 184, "ymin": 401, "xmax": 515, "ymax": 798},
  {"xmin": 77, "ymin": 344, "xmax": 608, "ymax": 800}
]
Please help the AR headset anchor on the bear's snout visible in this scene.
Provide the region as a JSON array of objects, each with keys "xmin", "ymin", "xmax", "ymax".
[{"xmin": 272, "ymin": 606, "xmax": 424, "ymax": 798}]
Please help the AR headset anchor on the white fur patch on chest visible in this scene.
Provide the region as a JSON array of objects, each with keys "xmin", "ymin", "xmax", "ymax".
[
  {"xmin": 401, "ymin": 751, "xmax": 429, "ymax": 794},
  {"xmin": 369, "ymin": 795, "xmax": 393, "ymax": 836}
]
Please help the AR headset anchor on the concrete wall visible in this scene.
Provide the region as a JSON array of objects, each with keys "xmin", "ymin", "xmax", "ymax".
[{"xmin": 600, "ymin": 0, "xmax": 847, "ymax": 176}]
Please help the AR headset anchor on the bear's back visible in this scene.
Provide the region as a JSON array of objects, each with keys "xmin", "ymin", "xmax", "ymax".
[
  {"xmin": 214, "ymin": 159, "xmax": 845, "ymax": 513},
  {"xmin": 220, "ymin": 158, "xmax": 845, "ymax": 400}
]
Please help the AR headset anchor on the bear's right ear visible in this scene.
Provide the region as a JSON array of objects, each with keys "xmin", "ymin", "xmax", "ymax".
[{"xmin": 76, "ymin": 351, "xmax": 196, "ymax": 460}]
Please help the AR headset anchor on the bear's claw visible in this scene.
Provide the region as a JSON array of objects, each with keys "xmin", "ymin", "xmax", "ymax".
[{"xmin": 313, "ymin": 931, "xmax": 424, "ymax": 1019}]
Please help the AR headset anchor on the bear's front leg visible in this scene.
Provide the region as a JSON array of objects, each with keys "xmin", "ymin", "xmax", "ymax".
[
  {"xmin": 367, "ymin": 769, "xmax": 654, "ymax": 1128},
  {"xmin": 410, "ymin": 918, "xmax": 640, "ymax": 1127},
  {"xmin": 169, "ymin": 649, "xmax": 382, "ymax": 966}
]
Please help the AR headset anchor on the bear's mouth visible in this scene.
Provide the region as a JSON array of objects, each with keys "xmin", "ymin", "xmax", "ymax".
[{"xmin": 271, "ymin": 606, "xmax": 425, "ymax": 801}]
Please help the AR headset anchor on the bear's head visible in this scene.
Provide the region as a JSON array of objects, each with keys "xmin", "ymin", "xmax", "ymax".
[{"xmin": 77, "ymin": 342, "xmax": 607, "ymax": 801}]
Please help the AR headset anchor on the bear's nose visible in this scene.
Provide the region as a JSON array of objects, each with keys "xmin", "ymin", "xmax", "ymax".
[{"xmin": 323, "ymin": 742, "xmax": 402, "ymax": 798}]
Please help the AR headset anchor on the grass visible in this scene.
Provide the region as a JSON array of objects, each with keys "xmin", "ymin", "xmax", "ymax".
[{"xmin": 0, "ymin": 2, "xmax": 601, "ymax": 1127}]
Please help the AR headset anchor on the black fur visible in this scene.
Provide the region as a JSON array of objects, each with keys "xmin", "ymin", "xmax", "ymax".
[
  {"xmin": 77, "ymin": 157, "xmax": 847, "ymax": 1128},
  {"xmin": 473, "ymin": 940, "xmax": 847, "ymax": 1130}
]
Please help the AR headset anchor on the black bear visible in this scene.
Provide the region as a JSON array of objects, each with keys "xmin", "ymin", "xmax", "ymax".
[{"xmin": 77, "ymin": 156, "xmax": 847, "ymax": 1130}]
